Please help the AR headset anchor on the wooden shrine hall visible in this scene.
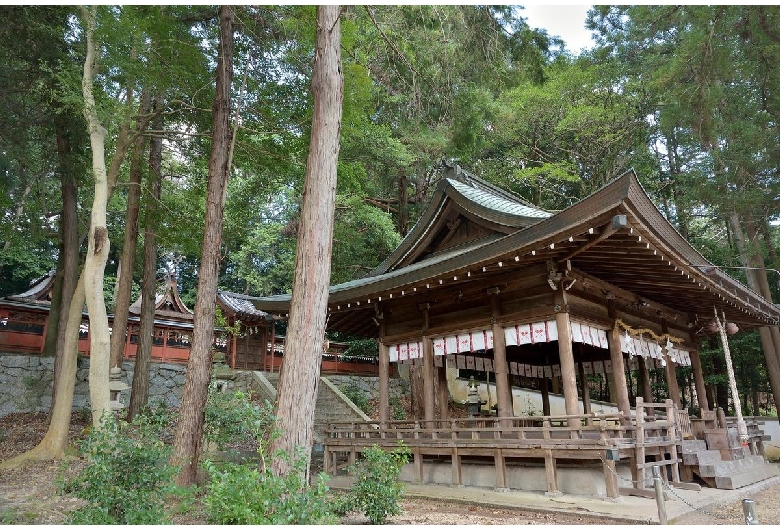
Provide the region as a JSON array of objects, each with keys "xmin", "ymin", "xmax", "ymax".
[{"xmin": 248, "ymin": 163, "xmax": 780, "ymax": 497}]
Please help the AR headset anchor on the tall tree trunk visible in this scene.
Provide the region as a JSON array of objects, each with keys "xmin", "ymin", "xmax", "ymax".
[
  {"xmin": 128, "ymin": 96, "xmax": 163, "ymax": 421},
  {"xmin": 0, "ymin": 276, "xmax": 85, "ymax": 468},
  {"xmin": 171, "ymin": 6, "xmax": 234, "ymax": 487},
  {"xmin": 728, "ymin": 212, "xmax": 780, "ymax": 416},
  {"xmin": 80, "ymin": 6, "xmax": 113, "ymax": 426},
  {"xmin": 109, "ymin": 92, "xmax": 152, "ymax": 370},
  {"xmin": 397, "ymin": 170, "xmax": 409, "ymax": 236},
  {"xmin": 271, "ymin": 5, "xmax": 343, "ymax": 479},
  {"xmin": 47, "ymin": 115, "xmax": 80, "ymax": 413}
]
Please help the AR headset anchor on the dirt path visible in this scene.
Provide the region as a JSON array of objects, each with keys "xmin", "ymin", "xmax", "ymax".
[{"xmin": 2, "ymin": 411, "xmax": 780, "ymax": 525}]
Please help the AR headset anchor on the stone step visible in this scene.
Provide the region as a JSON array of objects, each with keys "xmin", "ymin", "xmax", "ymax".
[
  {"xmin": 679, "ymin": 439, "xmax": 708, "ymax": 454},
  {"xmin": 682, "ymin": 449, "xmax": 721, "ymax": 466},
  {"xmin": 698, "ymin": 455, "xmax": 767, "ymax": 478},
  {"xmin": 714, "ymin": 464, "xmax": 778, "ymax": 490}
]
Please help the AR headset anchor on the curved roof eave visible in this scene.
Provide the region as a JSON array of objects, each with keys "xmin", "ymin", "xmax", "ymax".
[
  {"xmin": 369, "ymin": 177, "xmax": 551, "ymax": 277},
  {"xmin": 249, "ymin": 169, "xmax": 780, "ymax": 326}
]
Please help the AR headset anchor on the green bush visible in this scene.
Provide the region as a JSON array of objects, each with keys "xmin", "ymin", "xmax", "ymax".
[
  {"xmin": 204, "ymin": 386, "xmax": 274, "ymax": 453},
  {"xmin": 204, "ymin": 451, "xmax": 335, "ymax": 524},
  {"xmin": 389, "ymin": 396, "xmax": 406, "ymax": 420},
  {"xmin": 62, "ymin": 412, "xmax": 181, "ymax": 525},
  {"xmin": 334, "ymin": 442, "xmax": 410, "ymax": 524},
  {"xmin": 340, "ymin": 380, "xmax": 370, "ymax": 414}
]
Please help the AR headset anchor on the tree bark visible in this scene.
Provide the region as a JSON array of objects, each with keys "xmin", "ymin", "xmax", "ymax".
[
  {"xmin": 128, "ymin": 96, "xmax": 163, "ymax": 421},
  {"xmin": 0, "ymin": 276, "xmax": 85, "ymax": 468},
  {"xmin": 728, "ymin": 212, "xmax": 780, "ymax": 416},
  {"xmin": 271, "ymin": 5, "xmax": 343, "ymax": 479},
  {"xmin": 171, "ymin": 6, "xmax": 234, "ymax": 487},
  {"xmin": 79, "ymin": 6, "xmax": 113, "ymax": 426},
  {"xmin": 47, "ymin": 115, "xmax": 80, "ymax": 414},
  {"xmin": 109, "ymin": 92, "xmax": 151, "ymax": 370}
]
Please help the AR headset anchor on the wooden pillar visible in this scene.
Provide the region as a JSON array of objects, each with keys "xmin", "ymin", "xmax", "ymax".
[
  {"xmin": 577, "ymin": 360, "xmax": 592, "ymax": 414},
  {"xmin": 689, "ymin": 348, "xmax": 709, "ymax": 412},
  {"xmin": 421, "ymin": 305, "xmax": 435, "ymax": 423},
  {"xmin": 541, "ymin": 377, "xmax": 551, "ymax": 416},
  {"xmin": 437, "ymin": 365, "xmax": 449, "ymax": 420},
  {"xmin": 638, "ymin": 357, "xmax": 653, "ymax": 404},
  {"xmin": 489, "ymin": 288, "xmax": 513, "ymax": 419},
  {"xmin": 662, "ymin": 320, "xmax": 682, "ymax": 408},
  {"xmin": 269, "ymin": 319, "xmax": 276, "ymax": 373},
  {"xmin": 379, "ymin": 341, "xmax": 390, "ymax": 425},
  {"xmin": 554, "ymin": 287, "xmax": 580, "ymax": 424},
  {"xmin": 607, "ymin": 301, "xmax": 632, "ymax": 424}
]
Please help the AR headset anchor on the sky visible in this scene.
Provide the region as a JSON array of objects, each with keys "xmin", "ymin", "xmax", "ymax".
[{"xmin": 520, "ymin": 4, "xmax": 595, "ymax": 54}]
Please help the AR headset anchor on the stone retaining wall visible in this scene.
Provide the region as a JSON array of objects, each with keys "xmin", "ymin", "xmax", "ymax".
[
  {"xmin": 0, "ymin": 353, "xmax": 188, "ymax": 417},
  {"xmin": 0, "ymin": 353, "xmax": 396, "ymax": 418},
  {"xmin": 327, "ymin": 374, "xmax": 409, "ymax": 403}
]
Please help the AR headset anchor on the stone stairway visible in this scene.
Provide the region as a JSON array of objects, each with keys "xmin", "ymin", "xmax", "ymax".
[
  {"xmin": 250, "ymin": 371, "xmax": 371, "ymax": 444},
  {"xmin": 680, "ymin": 439, "xmax": 778, "ymax": 489}
]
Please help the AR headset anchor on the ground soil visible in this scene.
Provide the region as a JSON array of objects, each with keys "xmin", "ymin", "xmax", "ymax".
[{"xmin": 1, "ymin": 411, "xmax": 779, "ymax": 525}]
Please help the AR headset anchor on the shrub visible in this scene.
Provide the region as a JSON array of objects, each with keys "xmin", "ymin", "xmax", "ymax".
[
  {"xmin": 62, "ymin": 412, "xmax": 181, "ymax": 525},
  {"xmin": 334, "ymin": 442, "xmax": 410, "ymax": 524},
  {"xmin": 340, "ymin": 380, "xmax": 370, "ymax": 414},
  {"xmin": 204, "ymin": 449, "xmax": 335, "ymax": 524},
  {"xmin": 204, "ymin": 385, "xmax": 273, "ymax": 453}
]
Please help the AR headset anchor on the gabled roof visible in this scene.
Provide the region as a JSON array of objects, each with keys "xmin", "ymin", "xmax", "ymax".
[
  {"xmin": 248, "ymin": 168, "xmax": 780, "ymax": 337},
  {"xmin": 216, "ymin": 290, "xmax": 272, "ymax": 324},
  {"xmin": 129, "ymin": 275, "xmax": 193, "ymax": 321},
  {"xmin": 370, "ymin": 163, "xmax": 551, "ymax": 275},
  {"xmin": 5, "ymin": 270, "xmax": 56, "ymax": 304}
]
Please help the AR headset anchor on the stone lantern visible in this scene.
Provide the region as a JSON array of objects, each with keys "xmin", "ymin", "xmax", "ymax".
[
  {"xmin": 466, "ymin": 376, "xmax": 485, "ymax": 418},
  {"xmin": 212, "ymin": 351, "xmax": 236, "ymax": 392},
  {"xmin": 109, "ymin": 366, "xmax": 130, "ymax": 411}
]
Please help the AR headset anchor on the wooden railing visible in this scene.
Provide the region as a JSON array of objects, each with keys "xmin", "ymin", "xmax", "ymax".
[
  {"xmin": 324, "ymin": 411, "xmax": 630, "ymax": 498},
  {"xmin": 629, "ymin": 398, "xmax": 681, "ymax": 493},
  {"xmin": 325, "ymin": 400, "xmax": 689, "ymax": 499}
]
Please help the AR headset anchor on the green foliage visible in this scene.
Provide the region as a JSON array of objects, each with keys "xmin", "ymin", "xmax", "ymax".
[
  {"xmin": 62, "ymin": 412, "xmax": 181, "ymax": 525},
  {"xmin": 204, "ymin": 386, "xmax": 275, "ymax": 453},
  {"xmin": 201, "ymin": 384, "xmax": 337, "ymax": 524},
  {"xmin": 340, "ymin": 380, "xmax": 371, "ymax": 415},
  {"xmin": 343, "ymin": 337, "xmax": 379, "ymax": 359},
  {"xmin": 203, "ymin": 456, "xmax": 335, "ymax": 525},
  {"xmin": 333, "ymin": 442, "xmax": 410, "ymax": 524},
  {"xmin": 0, "ymin": 508, "xmax": 36, "ymax": 524},
  {"xmin": 389, "ymin": 396, "xmax": 406, "ymax": 420}
]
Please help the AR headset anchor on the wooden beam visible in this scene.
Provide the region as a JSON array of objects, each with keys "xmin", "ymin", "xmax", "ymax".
[{"xmin": 557, "ymin": 215, "xmax": 627, "ymax": 263}]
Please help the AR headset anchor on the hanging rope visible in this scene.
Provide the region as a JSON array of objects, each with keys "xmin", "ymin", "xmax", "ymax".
[{"xmin": 613, "ymin": 318, "xmax": 684, "ymax": 344}]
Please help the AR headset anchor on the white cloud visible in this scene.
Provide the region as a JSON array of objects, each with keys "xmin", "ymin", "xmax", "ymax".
[{"xmin": 521, "ymin": 4, "xmax": 595, "ymax": 53}]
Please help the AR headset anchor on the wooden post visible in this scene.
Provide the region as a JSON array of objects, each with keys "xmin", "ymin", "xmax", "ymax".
[
  {"xmin": 437, "ymin": 364, "xmax": 449, "ymax": 420},
  {"xmin": 541, "ymin": 377, "xmax": 551, "ymax": 416},
  {"xmin": 451, "ymin": 447, "xmax": 462, "ymax": 486},
  {"xmin": 661, "ymin": 320, "xmax": 682, "ymax": 408},
  {"xmin": 489, "ymin": 288, "xmax": 513, "ymax": 421},
  {"xmin": 554, "ymin": 288, "xmax": 580, "ymax": 425},
  {"xmin": 269, "ymin": 319, "xmax": 275, "ymax": 373},
  {"xmin": 578, "ymin": 360, "xmax": 592, "ymax": 425},
  {"xmin": 603, "ymin": 455, "xmax": 619, "ymax": 499},
  {"xmin": 421, "ymin": 305, "xmax": 435, "ymax": 422},
  {"xmin": 638, "ymin": 358, "xmax": 653, "ymax": 411},
  {"xmin": 379, "ymin": 341, "xmax": 389, "ymax": 425},
  {"xmin": 494, "ymin": 448, "xmax": 507, "ymax": 490},
  {"xmin": 544, "ymin": 449, "xmax": 559, "ymax": 494},
  {"xmin": 689, "ymin": 348, "xmax": 709, "ymax": 412},
  {"xmin": 607, "ymin": 301, "xmax": 632, "ymax": 425},
  {"xmin": 635, "ymin": 396, "xmax": 646, "ymax": 489}
]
